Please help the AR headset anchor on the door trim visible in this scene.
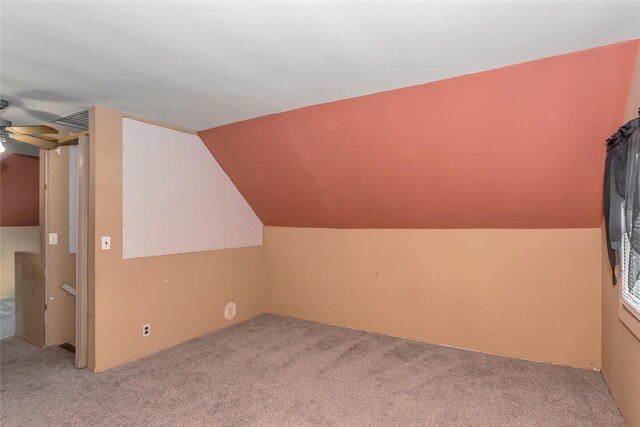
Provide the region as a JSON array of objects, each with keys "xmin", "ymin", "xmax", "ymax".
[{"xmin": 75, "ymin": 135, "xmax": 89, "ymax": 368}]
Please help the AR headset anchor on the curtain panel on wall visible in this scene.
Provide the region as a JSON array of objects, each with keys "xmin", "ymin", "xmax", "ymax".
[{"xmin": 605, "ymin": 111, "xmax": 640, "ymax": 293}]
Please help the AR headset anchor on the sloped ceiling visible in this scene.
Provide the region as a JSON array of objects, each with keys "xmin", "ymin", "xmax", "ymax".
[
  {"xmin": 1, "ymin": 1, "xmax": 639, "ymax": 130},
  {"xmin": 200, "ymin": 41, "xmax": 640, "ymax": 229}
]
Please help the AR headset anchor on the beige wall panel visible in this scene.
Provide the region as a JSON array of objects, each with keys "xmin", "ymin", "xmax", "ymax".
[
  {"xmin": 90, "ymin": 107, "xmax": 266, "ymax": 372},
  {"xmin": 45, "ymin": 148, "xmax": 76, "ymax": 346},
  {"xmin": 601, "ymin": 45, "xmax": 640, "ymax": 427},
  {"xmin": 265, "ymin": 226, "xmax": 602, "ymax": 369},
  {"xmin": 1, "ymin": 226, "xmax": 39, "ymax": 298},
  {"xmin": 15, "ymin": 251, "xmax": 44, "ymax": 346}
]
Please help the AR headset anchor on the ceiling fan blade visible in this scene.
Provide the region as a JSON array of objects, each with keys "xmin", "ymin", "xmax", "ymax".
[
  {"xmin": 5, "ymin": 125, "xmax": 59, "ymax": 135},
  {"xmin": 7, "ymin": 130, "xmax": 58, "ymax": 141},
  {"xmin": 30, "ymin": 133, "xmax": 58, "ymax": 142},
  {"xmin": 56, "ymin": 139, "xmax": 78, "ymax": 146},
  {"xmin": 9, "ymin": 134, "xmax": 58, "ymax": 149}
]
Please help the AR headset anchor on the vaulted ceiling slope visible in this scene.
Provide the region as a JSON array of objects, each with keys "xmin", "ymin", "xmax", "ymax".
[
  {"xmin": 200, "ymin": 41, "xmax": 640, "ymax": 229},
  {"xmin": 1, "ymin": 2, "xmax": 639, "ymax": 130}
]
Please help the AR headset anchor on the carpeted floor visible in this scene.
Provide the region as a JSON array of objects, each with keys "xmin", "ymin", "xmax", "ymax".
[{"xmin": 0, "ymin": 314, "xmax": 623, "ymax": 426}]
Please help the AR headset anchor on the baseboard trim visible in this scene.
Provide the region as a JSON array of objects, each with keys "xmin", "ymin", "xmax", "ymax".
[
  {"xmin": 16, "ymin": 334, "xmax": 45, "ymax": 349},
  {"xmin": 91, "ymin": 312, "xmax": 267, "ymax": 372},
  {"xmin": 267, "ymin": 311, "xmax": 600, "ymax": 371}
]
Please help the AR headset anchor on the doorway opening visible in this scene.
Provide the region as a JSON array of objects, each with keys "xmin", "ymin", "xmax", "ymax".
[{"xmin": 3, "ymin": 126, "xmax": 90, "ymax": 368}]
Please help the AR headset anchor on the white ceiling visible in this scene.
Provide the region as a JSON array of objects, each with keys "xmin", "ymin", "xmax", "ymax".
[{"xmin": 1, "ymin": 1, "xmax": 639, "ymax": 131}]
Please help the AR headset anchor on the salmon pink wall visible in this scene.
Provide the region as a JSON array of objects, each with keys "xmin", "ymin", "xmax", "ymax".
[
  {"xmin": 0, "ymin": 154, "xmax": 39, "ymax": 227},
  {"xmin": 200, "ymin": 40, "xmax": 639, "ymax": 229}
]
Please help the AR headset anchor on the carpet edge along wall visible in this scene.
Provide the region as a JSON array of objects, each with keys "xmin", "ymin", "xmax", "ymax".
[{"xmin": 200, "ymin": 40, "xmax": 639, "ymax": 229}]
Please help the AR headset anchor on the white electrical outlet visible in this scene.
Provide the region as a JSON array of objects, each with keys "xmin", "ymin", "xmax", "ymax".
[
  {"xmin": 224, "ymin": 302, "xmax": 236, "ymax": 320},
  {"xmin": 142, "ymin": 323, "xmax": 151, "ymax": 337},
  {"xmin": 48, "ymin": 233, "xmax": 58, "ymax": 245},
  {"xmin": 101, "ymin": 236, "xmax": 111, "ymax": 250}
]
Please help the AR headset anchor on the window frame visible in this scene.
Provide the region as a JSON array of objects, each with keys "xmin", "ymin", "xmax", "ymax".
[{"xmin": 619, "ymin": 231, "xmax": 640, "ymax": 340}]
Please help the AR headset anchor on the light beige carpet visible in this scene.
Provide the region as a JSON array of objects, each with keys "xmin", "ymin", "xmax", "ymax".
[{"xmin": 0, "ymin": 314, "xmax": 624, "ymax": 426}]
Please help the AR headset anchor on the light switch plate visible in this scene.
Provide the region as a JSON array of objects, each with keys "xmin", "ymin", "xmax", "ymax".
[
  {"xmin": 101, "ymin": 236, "xmax": 111, "ymax": 250},
  {"xmin": 48, "ymin": 233, "xmax": 58, "ymax": 245}
]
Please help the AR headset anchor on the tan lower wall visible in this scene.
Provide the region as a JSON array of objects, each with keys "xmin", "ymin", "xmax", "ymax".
[
  {"xmin": 90, "ymin": 107, "xmax": 266, "ymax": 372},
  {"xmin": 0, "ymin": 226, "xmax": 40, "ymax": 298},
  {"xmin": 265, "ymin": 226, "xmax": 602, "ymax": 369},
  {"xmin": 92, "ymin": 246, "xmax": 266, "ymax": 371}
]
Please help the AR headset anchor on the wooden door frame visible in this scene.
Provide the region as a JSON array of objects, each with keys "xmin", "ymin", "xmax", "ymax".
[
  {"xmin": 41, "ymin": 137, "xmax": 90, "ymax": 367},
  {"xmin": 75, "ymin": 135, "xmax": 89, "ymax": 368},
  {"xmin": 42, "ymin": 150, "xmax": 49, "ymax": 345}
]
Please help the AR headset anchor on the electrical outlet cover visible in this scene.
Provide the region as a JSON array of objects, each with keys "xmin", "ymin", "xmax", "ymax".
[{"xmin": 224, "ymin": 302, "xmax": 236, "ymax": 320}]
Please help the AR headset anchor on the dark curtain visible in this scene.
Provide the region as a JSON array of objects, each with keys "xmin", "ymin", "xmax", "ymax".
[{"xmin": 605, "ymin": 113, "xmax": 640, "ymax": 293}]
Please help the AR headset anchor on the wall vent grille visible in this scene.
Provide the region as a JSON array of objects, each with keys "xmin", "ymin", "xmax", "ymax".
[{"xmin": 50, "ymin": 108, "xmax": 89, "ymax": 130}]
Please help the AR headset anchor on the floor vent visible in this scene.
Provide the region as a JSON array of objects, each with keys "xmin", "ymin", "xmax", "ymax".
[
  {"xmin": 59, "ymin": 343, "xmax": 76, "ymax": 353},
  {"xmin": 50, "ymin": 108, "xmax": 89, "ymax": 130}
]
